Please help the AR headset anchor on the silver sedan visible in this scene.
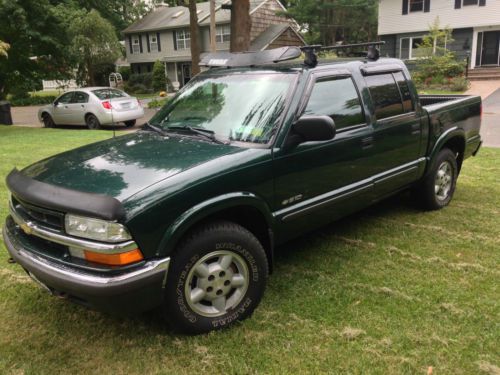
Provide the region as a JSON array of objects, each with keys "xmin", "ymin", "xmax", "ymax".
[{"xmin": 38, "ymin": 87, "xmax": 145, "ymax": 129}]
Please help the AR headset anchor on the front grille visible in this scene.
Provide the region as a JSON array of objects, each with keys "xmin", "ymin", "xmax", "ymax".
[{"xmin": 12, "ymin": 196, "xmax": 64, "ymax": 230}]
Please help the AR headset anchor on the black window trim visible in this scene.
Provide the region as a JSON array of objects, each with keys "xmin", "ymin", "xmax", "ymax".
[{"xmin": 299, "ymin": 70, "xmax": 368, "ymax": 134}]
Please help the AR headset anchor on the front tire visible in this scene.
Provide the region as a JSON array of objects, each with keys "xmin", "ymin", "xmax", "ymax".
[
  {"xmin": 85, "ymin": 114, "xmax": 101, "ymax": 130},
  {"xmin": 414, "ymin": 148, "xmax": 458, "ymax": 210},
  {"xmin": 163, "ymin": 221, "xmax": 269, "ymax": 334},
  {"xmin": 42, "ymin": 114, "xmax": 55, "ymax": 128}
]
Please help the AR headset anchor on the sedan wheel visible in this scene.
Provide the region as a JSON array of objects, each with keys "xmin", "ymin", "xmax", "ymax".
[
  {"xmin": 42, "ymin": 114, "xmax": 55, "ymax": 128},
  {"xmin": 85, "ymin": 114, "xmax": 101, "ymax": 130}
]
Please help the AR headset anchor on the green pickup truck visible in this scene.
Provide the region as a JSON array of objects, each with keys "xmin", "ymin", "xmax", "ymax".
[{"xmin": 3, "ymin": 46, "xmax": 482, "ymax": 334}]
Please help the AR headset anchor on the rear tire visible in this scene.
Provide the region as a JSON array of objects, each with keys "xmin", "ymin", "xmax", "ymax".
[
  {"xmin": 124, "ymin": 120, "xmax": 136, "ymax": 128},
  {"xmin": 85, "ymin": 114, "xmax": 101, "ymax": 130},
  {"xmin": 42, "ymin": 114, "xmax": 55, "ymax": 128},
  {"xmin": 163, "ymin": 221, "xmax": 269, "ymax": 334},
  {"xmin": 413, "ymin": 148, "xmax": 458, "ymax": 210}
]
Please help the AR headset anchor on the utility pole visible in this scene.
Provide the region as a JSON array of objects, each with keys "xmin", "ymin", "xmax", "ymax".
[{"xmin": 210, "ymin": 0, "xmax": 216, "ymax": 52}]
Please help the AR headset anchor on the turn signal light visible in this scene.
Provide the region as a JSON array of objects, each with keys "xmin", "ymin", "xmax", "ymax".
[
  {"xmin": 102, "ymin": 101, "xmax": 113, "ymax": 110},
  {"xmin": 84, "ymin": 248, "xmax": 144, "ymax": 266}
]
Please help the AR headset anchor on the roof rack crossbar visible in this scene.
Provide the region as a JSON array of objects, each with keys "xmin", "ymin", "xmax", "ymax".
[{"xmin": 301, "ymin": 41, "xmax": 386, "ymax": 67}]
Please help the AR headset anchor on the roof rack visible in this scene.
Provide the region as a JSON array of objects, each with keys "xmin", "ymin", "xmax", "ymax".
[
  {"xmin": 301, "ymin": 41, "xmax": 385, "ymax": 67},
  {"xmin": 199, "ymin": 41, "xmax": 385, "ymax": 69},
  {"xmin": 200, "ymin": 46, "xmax": 302, "ymax": 68}
]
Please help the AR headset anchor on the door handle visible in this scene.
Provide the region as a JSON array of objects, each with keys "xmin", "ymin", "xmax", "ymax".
[
  {"xmin": 361, "ymin": 136, "xmax": 374, "ymax": 149},
  {"xmin": 411, "ymin": 123, "xmax": 421, "ymax": 135}
]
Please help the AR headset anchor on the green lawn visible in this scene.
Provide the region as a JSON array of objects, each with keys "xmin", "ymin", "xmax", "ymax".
[{"xmin": 0, "ymin": 126, "xmax": 498, "ymax": 375}]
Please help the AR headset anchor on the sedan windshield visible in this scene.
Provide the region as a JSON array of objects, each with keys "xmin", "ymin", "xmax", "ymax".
[{"xmin": 150, "ymin": 73, "xmax": 296, "ymax": 144}]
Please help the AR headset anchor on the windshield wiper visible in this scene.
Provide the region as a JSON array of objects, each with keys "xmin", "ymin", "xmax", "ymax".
[
  {"xmin": 142, "ymin": 122, "xmax": 168, "ymax": 136},
  {"xmin": 166, "ymin": 126, "xmax": 228, "ymax": 145}
]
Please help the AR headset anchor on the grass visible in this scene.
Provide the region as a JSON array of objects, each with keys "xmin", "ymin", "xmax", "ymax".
[
  {"xmin": 0, "ymin": 126, "xmax": 499, "ymax": 374},
  {"xmin": 418, "ymin": 89, "xmax": 466, "ymax": 95}
]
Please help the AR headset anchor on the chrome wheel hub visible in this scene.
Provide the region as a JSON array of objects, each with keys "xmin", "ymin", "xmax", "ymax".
[
  {"xmin": 434, "ymin": 161, "xmax": 453, "ymax": 201},
  {"xmin": 185, "ymin": 250, "xmax": 249, "ymax": 317}
]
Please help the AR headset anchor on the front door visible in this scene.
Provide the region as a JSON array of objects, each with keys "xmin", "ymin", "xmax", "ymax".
[
  {"xmin": 181, "ymin": 63, "xmax": 192, "ymax": 86},
  {"xmin": 273, "ymin": 72, "xmax": 376, "ymax": 242},
  {"xmin": 52, "ymin": 92, "xmax": 75, "ymax": 124},
  {"xmin": 481, "ymin": 31, "xmax": 500, "ymax": 66}
]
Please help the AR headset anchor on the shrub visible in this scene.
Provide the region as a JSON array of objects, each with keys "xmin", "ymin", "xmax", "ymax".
[
  {"xmin": 152, "ymin": 60, "xmax": 167, "ymax": 91},
  {"xmin": 9, "ymin": 95, "xmax": 57, "ymax": 106},
  {"xmin": 449, "ymin": 77, "xmax": 470, "ymax": 92},
  {"xmin": 148, "ymin": 97, "xmax": 169, "ymax": 109},
  {"xmin": 118, "ymin": 66, "xmax": 131, "ymax": 81},
  {"xmin": 128, "ymin": 73, "xmax": 153, "ymax": 88}
]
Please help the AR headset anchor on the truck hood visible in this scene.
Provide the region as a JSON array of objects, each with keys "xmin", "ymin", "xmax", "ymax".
[{"xmin": 21, "ymin": 132, "xmax": 244, "ymax": 201}]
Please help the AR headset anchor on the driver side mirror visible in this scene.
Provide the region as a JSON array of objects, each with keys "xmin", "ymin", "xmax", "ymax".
[{"xmin": 284, "ymin": 115, "xmax": 336, "ymax": 150}]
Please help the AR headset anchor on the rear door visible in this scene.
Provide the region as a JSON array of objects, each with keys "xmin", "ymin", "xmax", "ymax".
[
  {"xmin": 363, "ymin": 71, "xmax": 424, "ymax": 195},
  {"xmin": 272, "ymin": 71, "xmax": 376, "ymax": 240}
]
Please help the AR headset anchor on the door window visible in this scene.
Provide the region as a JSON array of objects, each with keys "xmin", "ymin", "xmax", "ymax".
[
  {"xmin": 365, "ymin": 74, "xmax": 404, "ymax": 120},
  {"xmin": 303, "ymin": 76, "xmax": 365, "ymax": 130},
  {"xmin": 56, "ymin": 92, "xmax": 74, "ymax": 105},
  {"xmin": 72, "ymin": 92, "xmax": 89, "ymax": 104}
]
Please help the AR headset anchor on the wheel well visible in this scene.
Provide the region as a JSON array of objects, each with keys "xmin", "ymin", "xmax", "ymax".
[
  {"xmin": 84, "ymin": 113, "xmax": 94, "ymax": 120},
  {"xmin": 442, "ymin": 136, "xmax": 465, "ymax": 173},
  {"xmin": 183, "ymin": 206, "xmax": 274, "ymax": 272},
  {"xmin": 41, "ymin": 111, "xmax": 50, "ymax": 119}
]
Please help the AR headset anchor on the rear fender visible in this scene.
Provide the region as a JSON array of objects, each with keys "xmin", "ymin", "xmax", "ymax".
[{"xmin": 426, "ymin": 126, "xmax": 465, "ymax": 174}]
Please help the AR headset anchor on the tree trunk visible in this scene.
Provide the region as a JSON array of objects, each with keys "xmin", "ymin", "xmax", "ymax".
[
  {"xmin": 187, "ymin": 0, "xmax": 201, "ymax": 75},
  {"xmin": 230, "ymin": 0, "xmax": 251, "ymax": 52}
]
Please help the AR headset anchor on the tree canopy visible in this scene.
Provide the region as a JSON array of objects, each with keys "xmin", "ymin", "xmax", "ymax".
[
  {"xmin": 69, "ymin": 9, "xmax": 123, "ymax": 86},
  {"xmin": 284, "ymin": 0, "xmax": 378, "ymax": 45}
]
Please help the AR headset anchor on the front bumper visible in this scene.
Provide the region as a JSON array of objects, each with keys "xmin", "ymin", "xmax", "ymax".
[{"xmin": 3, "ymin": 217, "xmax": 170, "ymax": 314}]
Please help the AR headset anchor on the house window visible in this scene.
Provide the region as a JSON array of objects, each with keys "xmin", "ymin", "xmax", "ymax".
[
  {"xmin": 150, "ymin": 35, "xmax": 158, "ymax": 53},
  {"xmin": 400, "ymin": 37, "xmax": 428, "ymax": 59},
  {"xmin": 216, "ymin": 25, "xmax": 231, "ymax": 43},
  {"xmin": 463, "ymin": 0, "xmax": 478, "ymax": 5},
  {"xmin": 409, "ymin": 0, "xmax": 424, "ymax": 12},
  {"xmin": 176, "ymin": 29, "xmax": 191, "ymax": 50},
  {"xmin": 133, "ymin": 37, "xmax": 140, "ymax": 54}
]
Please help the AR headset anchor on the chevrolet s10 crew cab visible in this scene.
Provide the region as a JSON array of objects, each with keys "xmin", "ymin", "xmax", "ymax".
[{"xmin": 3, "ymin": 45, "xmax": 482, "ymax": 334}]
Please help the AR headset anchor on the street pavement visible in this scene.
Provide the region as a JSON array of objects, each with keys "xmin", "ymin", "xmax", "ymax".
[{"xmin": 481, "ymin": 88, "xmax": 500, "ymax": 148}]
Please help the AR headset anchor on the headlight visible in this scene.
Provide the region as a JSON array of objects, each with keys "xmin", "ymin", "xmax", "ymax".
[{"xmin": 65, "ymin": 214, "xmax": 132, "ymax": 243}]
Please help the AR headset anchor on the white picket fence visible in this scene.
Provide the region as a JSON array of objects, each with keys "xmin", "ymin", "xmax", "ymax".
[{"xmin": 42, "ymin": 80, "xmax": 79, "ymax": 91}]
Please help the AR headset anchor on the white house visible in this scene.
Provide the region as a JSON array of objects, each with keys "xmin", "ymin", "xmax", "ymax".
[{"xmin": 378, "ymin": 0, "xmax": 500, "ymax": 69}]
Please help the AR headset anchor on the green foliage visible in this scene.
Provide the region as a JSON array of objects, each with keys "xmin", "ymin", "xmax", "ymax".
[
  {"xmin": 9, "ymin": 95, "xmax": 57, "ymax": 107},
  {"xmin": 412, "ymin": 17, "xmax": 467, "ymax": 92},
  {"xmin": 0, "ymin": 0, "xmax": 74, "ymax": 99},
  {"xmin": 118, "ymin": 66, "xmax": 131, "ymax": 81},
  {"xmin": 128, "ymin": 73, "xmax": 153, "ymax": 88},
  {"xmin": 69, "ymin": 9, "xmax": 122, "ymax": 86},
  {"xmin": 283, "ymin": 0, "xmax": 378, "ymax": 45},
  {"xmin": 147, "ymin": 97, "xmax": 169, "ymax": 109},
  {"xmin": 449, "ymin": 76, "xmax": 470, "ymax": 92},
  {"xmin": 152, "ymin": 60, "xmax": 167, "ymax": 91}
]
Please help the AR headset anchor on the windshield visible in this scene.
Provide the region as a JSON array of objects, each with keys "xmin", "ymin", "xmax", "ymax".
[
  {"xmin": 93, "ymin": 89, "xmax": 127, "ymax": 100},
  {"xmin": 150, "ymin": 73, "xmax": 296, "ymax": 144}
]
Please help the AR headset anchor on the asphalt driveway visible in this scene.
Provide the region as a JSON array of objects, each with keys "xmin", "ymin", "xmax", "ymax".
[{"xmin": 481, "ymin": 88, "xmax": 500, "ymax": 147}]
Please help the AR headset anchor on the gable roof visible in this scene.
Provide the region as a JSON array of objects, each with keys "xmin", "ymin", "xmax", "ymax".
[
  {"xmin": 123, "ymin": 0, "xmax": 269, "ymax": 34},
  {"xmin": 250, "ymin": 24, "xmax": 304, "ymax": 51}
]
